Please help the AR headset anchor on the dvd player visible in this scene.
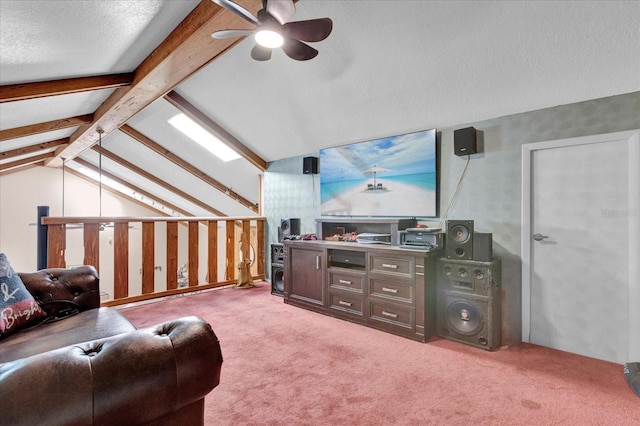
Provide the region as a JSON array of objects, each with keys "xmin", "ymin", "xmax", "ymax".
[{"xmin": 356, "ymin": 233, "xmax": 392, "ymax": 244}]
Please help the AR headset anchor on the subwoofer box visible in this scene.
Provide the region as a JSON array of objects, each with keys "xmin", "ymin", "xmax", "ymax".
[
  {"xmin": 436, "ymin": 258, "xmax": 501, "ymax": 350},
  {"xmin": 271, "ymin": 263, "xmax": 284, "ymax": 297}
]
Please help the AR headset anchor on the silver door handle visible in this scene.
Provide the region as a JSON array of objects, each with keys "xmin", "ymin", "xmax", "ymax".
[{"xmin": 533, "ymin": 233, "xmax": 549, "ymax": 241}]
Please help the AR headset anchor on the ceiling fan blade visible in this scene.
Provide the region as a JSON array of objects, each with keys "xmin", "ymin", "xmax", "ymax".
[
  {"xmin": 212, "ymin": 0, "xmax": 258, "ymax": 24},
  {"xmin": 283, "ymin": 18, "xmax": 333, "ymax": 42},
  {"xmin": 265, "ymin": 0, "xmax": 295, "ymax": 24},
  {"xmin": 211, "ymin": 29, "xmax": 255, "ymax": 39},
  {"xmin": 251, "ymin": 44, "xmax": 272, "ymax": 61},
  {"xmin": 282, "ymin": 38, "xmax": 318, "ymax": 61}
]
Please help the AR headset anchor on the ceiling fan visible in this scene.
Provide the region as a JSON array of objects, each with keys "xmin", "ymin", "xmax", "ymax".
[{"xmin": 211, "ymin": 0, "xmax": 333, "ymax": 61}]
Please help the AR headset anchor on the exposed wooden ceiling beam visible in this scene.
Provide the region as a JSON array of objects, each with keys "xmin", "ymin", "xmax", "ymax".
[
  {"xmin": 120, "ymin": 124, "xmax": 259, "ymax": 213},
  {"xmin": 93, "ymin": 146, "xmax": 227, "ymax": 217},
  {"xmin": 0, "ymin": 139, "xmax": 68, "ymax": 161},
  {"xmin": 72, "ymin": 158, "xmax": 193, "ymax": 217},
  {"xmin": 0, "ymin": 162, "xmax": 41, "ymax": 177},
  {"xmin": 0, "ymin": 74, "xmax": 134, "ymax": 103},
  {"xmin": 46, "ymin": 0, "xmax": 260, "ymax": 167},
  {"xmin": 0, "ymin": 114, "xmax": 93, "ymax": 142},
  {"xmin": 164, "ymin": 91, "xmax": 267, "ymax": 172},
  {"xmin": 0, "ymin": 152, "xmax": 54, "ymax": 172}
]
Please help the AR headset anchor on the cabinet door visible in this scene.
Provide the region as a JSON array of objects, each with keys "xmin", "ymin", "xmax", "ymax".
[{"xmin": 287, "ymin": 246, "xmax": 325, "ymax": 306}]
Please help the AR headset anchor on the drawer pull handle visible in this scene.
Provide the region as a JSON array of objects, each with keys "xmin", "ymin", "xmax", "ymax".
[
  {"xmin": 382, "ymin": 310, "xmax": 398, "ymax": 319},
  {"xmin": 382, "ymin": 287, "xmax": 398, "ymax": 294},
  {"xmin": 339, "ymin": 279, "xmax": 353, "ymax": 285},
  {"xmin": 339, "ymin": 300, "xmax": 353, "ymax": 307},
  {"xmin": 381, "ymin": 263, "xmax": 398, "ymax": 269}
]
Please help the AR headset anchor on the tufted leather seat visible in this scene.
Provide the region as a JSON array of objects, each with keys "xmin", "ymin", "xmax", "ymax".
[{"xmin": 0, "ymin": 266, "xmax": 222, "ymax": 426}]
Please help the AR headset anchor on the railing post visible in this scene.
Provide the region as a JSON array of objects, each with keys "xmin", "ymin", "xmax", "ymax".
[{"xmin": 36, "ymin": 206, "xmax": 49, "ymax": 270}]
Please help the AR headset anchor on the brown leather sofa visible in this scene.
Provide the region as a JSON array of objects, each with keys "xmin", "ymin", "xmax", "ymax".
[{"xmin": 0, "ymin": 266, "xmax": 223, "ymax": 426}]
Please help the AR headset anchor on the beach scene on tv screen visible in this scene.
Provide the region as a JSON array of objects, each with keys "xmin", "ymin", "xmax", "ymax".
[{"xmin": 320, "ymin": 129, "xmax": 437, "ymax": 217}]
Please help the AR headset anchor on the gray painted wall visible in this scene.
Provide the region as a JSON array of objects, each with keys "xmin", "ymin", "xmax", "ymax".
[{"xmin": 263, "ymin": 91, "xmax": 640, "ymax": 345}]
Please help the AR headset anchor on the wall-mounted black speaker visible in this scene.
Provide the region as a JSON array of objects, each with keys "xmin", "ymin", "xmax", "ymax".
[
  {"xmin": 271, "ymin": 263, "xmax": 284, "ymax": 296},
  {"xmin": 437, "ymin": 258, "xmax": 501, "ymax": 350},
  {"xmin": 454, "ymin": 127, "xmax": 477, "ymax": 156},
  {"xmin": 281, "ymin": 218, "xmax": 301, "ymax": 238},
  {"xmin": 446, "ymin": 220, "xmax": 474, "ymax": 260},
  {"xmin": 303, "ymin": 156, "xmax": 318, "ymax": 174}
]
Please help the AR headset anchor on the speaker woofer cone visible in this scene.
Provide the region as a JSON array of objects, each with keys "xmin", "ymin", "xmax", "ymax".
[
  {"xmin": 445, "ymin": 300, "xmax": 483, "ymax": 335},
  {"xmin": 450, "ymin": 225, "xmax": 471, "ymax": 243}
]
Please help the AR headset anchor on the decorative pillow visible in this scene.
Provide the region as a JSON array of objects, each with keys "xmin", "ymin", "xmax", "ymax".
[{"xmin": 0, "ymin": 253, "xmax": 47, "ymax": 338}]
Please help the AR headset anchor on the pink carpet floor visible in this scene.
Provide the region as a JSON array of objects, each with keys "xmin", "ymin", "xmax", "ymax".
[{"xmin": 119, "ymin": 282, "xmax": 640, "ymax": 425}]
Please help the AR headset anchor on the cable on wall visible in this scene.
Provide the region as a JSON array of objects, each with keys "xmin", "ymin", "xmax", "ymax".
[{"xmin": 438, "ymin": 155, "xmax": 471, "ymax": 229}]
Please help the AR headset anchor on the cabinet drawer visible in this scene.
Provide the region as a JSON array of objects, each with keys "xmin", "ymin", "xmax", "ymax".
[
  {"xmin": 369, "ymin": 278, "xmax": 414, "ymax": 303},
  {"xmin": 369, "ymin": 255, "xmax": 413, "ymax": 278},
  {"xmin": 328, "ymin": 270, "xmax": 365, "ymax": 292},
  {"xmin": 329, "ymin": 291, "xmax": 364, "ymax": 316},
  {"xmin": 369, "ymin": 301, "xmax": 414, "ymax": 329}
]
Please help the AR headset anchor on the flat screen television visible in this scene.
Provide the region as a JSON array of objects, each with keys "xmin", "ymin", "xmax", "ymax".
[{"xmin": 319, "ymin": 128, "xmax": 438, "ymax": 218}]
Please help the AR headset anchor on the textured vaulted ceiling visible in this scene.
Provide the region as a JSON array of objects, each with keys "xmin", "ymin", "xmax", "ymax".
[{"xmin": 1, "ymin": 0, "xmax": 639, "ymax": 217}]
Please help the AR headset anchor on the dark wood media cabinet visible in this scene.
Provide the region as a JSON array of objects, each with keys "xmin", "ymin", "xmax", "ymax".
[{"xmin": 283, "ymin": 239, "xmax": 441, "ymax": 342}]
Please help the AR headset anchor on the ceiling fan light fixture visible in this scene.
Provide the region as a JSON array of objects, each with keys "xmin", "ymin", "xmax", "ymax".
[{"xmin": 255, "ymin": 29, "xmax": 283, "ymax": 48}]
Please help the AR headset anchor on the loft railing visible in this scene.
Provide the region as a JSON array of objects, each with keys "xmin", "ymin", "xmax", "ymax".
[{"xmin": 42, "ymin": 216, "xmax": 266, "ymax": 306}]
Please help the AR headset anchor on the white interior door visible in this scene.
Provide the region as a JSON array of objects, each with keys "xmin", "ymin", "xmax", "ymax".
[{"xmin": 522, "ymin": 130, "xmax": 640, "ymax": 364}]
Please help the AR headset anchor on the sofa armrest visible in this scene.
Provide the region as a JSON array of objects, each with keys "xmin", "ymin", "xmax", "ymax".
[
  {"xmin": 18, "ymin": 265, "xmax": 100, "ymax": 311},
  {"xmin": 0, "ymin": 316, "xmax": 223, "ymax": 426}
]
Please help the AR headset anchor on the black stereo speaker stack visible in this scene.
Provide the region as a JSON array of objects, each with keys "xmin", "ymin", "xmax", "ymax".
[
  {"xmin": 445, "ymin": 220, "xmax": 492, "ymax": 262},
  {"xmin": 271, "ymin": 243, "xmax": 284, "ymax": 297},
  {"xmin": 437, "ymin": 258, "xmax": 501, "ymax": 350}
]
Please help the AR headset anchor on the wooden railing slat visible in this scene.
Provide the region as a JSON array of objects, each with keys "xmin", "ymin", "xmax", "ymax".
[
  {"xmin": 113, "ymin": 222, "xmax": 129, "ymax": 299},
  {"xmin": 256, "ymin": 220, "xmax": 265, "ymax": 275},
  {"xmin": 225, "ymin": 220, "xmax": 235, "ymax": 280},
  {"xmin": 142, "ymin": 222, "xmax": 155, "ymax": 294},
  {"xmin": 166, "ymin": 221, "xmax": 178, "ymax": 290},
  {"xmin": 207, "ymin": 220, "xmax": 218, "ymax": 283},
  {"xmin": 241, "ymin": 219, "xmax": 251, "ymax": 261},
  {"xmin": 82, "ymin": 223, "xmax": 100, "ymax": 271},
  {"xmin": 47, "ymin": 224, "xmax": 66, "ymax": 268},
  {"xmin": 188, "ymin": 221, "xmax": 199, "ymax": 287}
]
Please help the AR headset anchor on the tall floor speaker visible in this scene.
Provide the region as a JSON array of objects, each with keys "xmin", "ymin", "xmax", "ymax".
[
  {"xmin": 436, "ymin": 258, "xmax": 501, "ymax": 350},
  {"xmin": 271, "ymin": 243, "xmax": 285, "ymax": 296}
]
